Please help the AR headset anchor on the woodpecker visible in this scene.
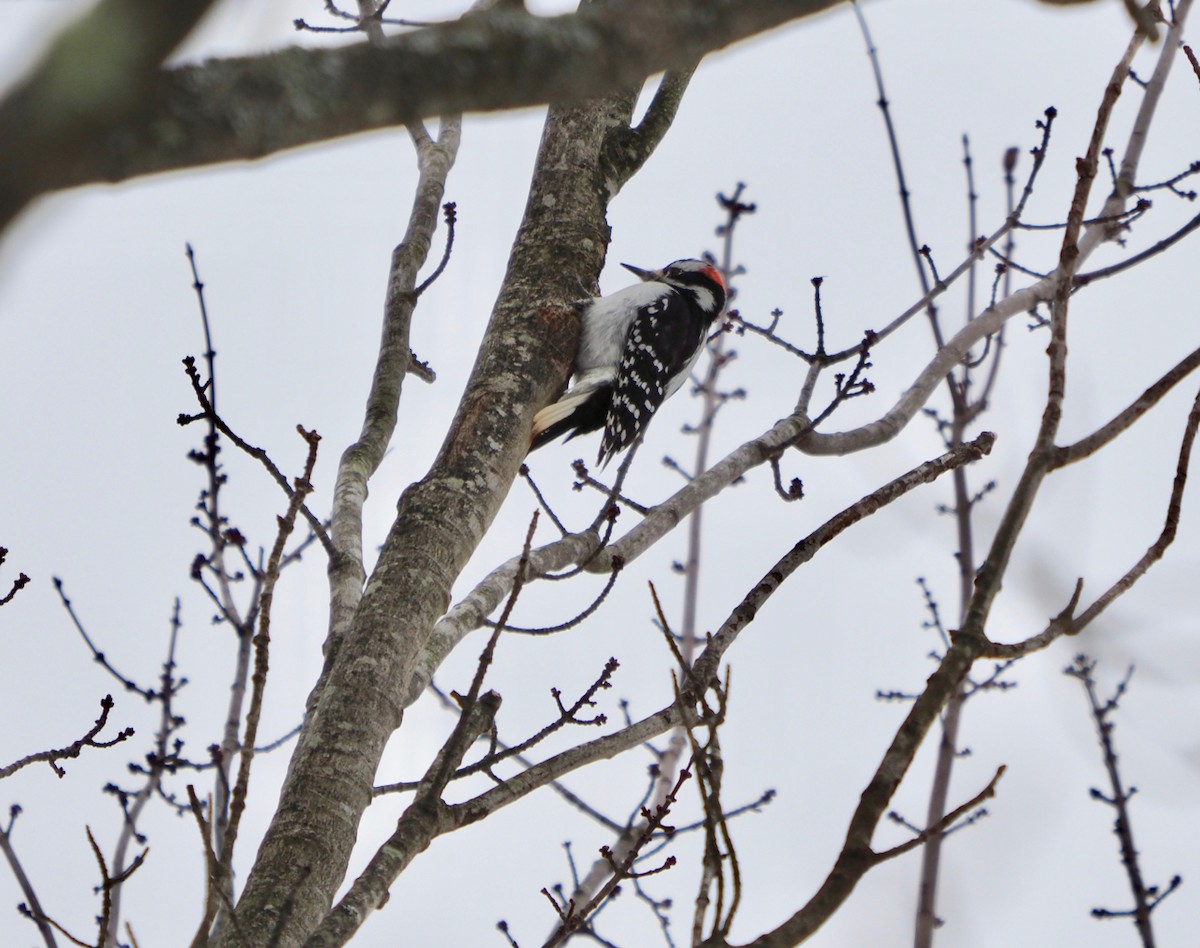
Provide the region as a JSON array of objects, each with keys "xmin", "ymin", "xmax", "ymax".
[{"xmin": 530, "ymin": 258, "xmax": 727, "ymax": 466}]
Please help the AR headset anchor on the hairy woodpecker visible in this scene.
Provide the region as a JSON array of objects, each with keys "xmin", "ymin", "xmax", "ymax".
[{"xmin": 530, "ymin": 258, "xmax": 727, "ymax": 466}]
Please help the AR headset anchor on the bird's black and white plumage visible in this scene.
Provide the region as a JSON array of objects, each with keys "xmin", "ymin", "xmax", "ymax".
[{"xmin": 530, "ymin": 259, "xmax": 727, "ymax": 466}]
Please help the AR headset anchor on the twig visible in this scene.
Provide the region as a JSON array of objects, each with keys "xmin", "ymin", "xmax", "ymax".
[
  {"xmin": 0, "ymin": 695, "xmax": 133, "ymax": 780},
  {"xmin": 519, "ymin": 463, "xmax": 569, "ymax": 535},
  {"xmin": 295, "ymin": 0, "xmax": 436, "ymax": 32},
  {"xmin": 730, "ymin": 309, "xmax": 811, "ymax": 363},
  {"xmin": 442, "ymin": 434, "xmax": 995, "ymax": 871},
  {"xmin": 0, "ymin": 548, "xmax": 30, "ymax": 606},
  {"xmin": 213, "ymin": 427, "xmax": 320, "ymax": 932},
  {"xmin": 379, "ymin": 681, "xmax": 628, "ymax": 835},
  {"xmin": 415, "ymin": 201, "xmax": 457, "ymax": 297},
  {"xmin": 51, "ymin": 579, "xmax": 156, "ymax": 700},
  {"xmin": 181, "ymin": 256, "xmax": 259, "ymax": 926},
  {"xmin": 958, "ymin": 27, "xmax": 1145, "ymax": 657},
  {"xmin": 106, "ymin": 600, "xmax": 188, "ymax": 946},
  {"xmin": 416, "ymin": 529, "xmax": 603, "ymax": 704},
  {"xmin": 984, "ymin": 383, "xmax": 1200, "ymax": 659},
  {"xmin": 0, "ymin": 807, "xmax": 57, "ymax": 948},
  {"xmin": 572, "ymin": 460, "xmax": 649, "ymax": 515},
  {"xmin": 484, "ymin": 557, "xmax": 624, "ymax": 634},
  {"xmin": 683, "ymin": 682, "xmax": 740, "ymax": 944},
  {"xmin": 186, "ymin": 786, "xmax": 220, "ymax": 947},
  {"xmin": 1052, "ymin": 345, "xmax": 1200, "ymax": 468},
  {"xmin": 1074, "ymin": 206, "xmax": 1200, "ymax": 286},
  {"xmin": 853, "ymin": 1, "xmax": 944, "ymax": 348},
  {"xmin": 544, "ymin": 768, "xmax": 692, "ymax": 947},
  {"xmin": 178, "ymin": 354, "xmax": 332, "ymax": 556},
  {"xmin": 451, "ymin": 657, "xmax": 618, "ymax": 783},
  {"xmin": 1066, "ymin": 657, "xmax": 1180, "ymax": 945},
  {"xmin": 876, "ymin": 766, "xmax": 1005, "ymax": 863}
]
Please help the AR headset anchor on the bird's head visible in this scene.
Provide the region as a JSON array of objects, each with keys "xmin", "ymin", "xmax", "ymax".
[{"xmin": 620, "ymin": 258, "xmax": 727, "ymax": 315}]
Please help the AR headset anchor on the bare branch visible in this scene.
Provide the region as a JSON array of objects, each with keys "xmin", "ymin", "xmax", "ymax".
[
  {"xmin": 186, "ymin": 786, "xmax": 222, "ymax": 948},
  {"xmin": 0, "ymin": 808, "xmax": 57, "ymax": 948},
  {"xmin": 1066, "ymin": 657, "xmax": 1181, "ymax": 944},
  {"xmin": 0, "ymin": 695, "xmax": 133, "ymax": 781},
  {"xmin": 602, "ymin": 66, "xmax": 699, "ymax": 191},
  {"xmin": 545, "ymin": 767, "xmax": 691, "ymax": 947},
  {"xmin": 955, "ymin": 30, "xmax": 1146, "ymax": 663},
  {"xmin": 435, "ymin": 433, "xmax": 995, "ymax": 856},
  {"xmin": 875, "ymin": 766, "xmax": 1005, "ymax": 864},
  {"xmin": 302, "ymin": 514, "xmax": 542, "ymax": 945},
  {"xmin": 179, "ymin": 353, "xmax": 333, "ymax": 557},
  {"xmin": 106, "ymin": 600, "xmax": 188, "ymax": 947},
  {"xmin": 326, "ymin": 117, "xmax": 462, "ymax": 658},
  {"xmin": 0, "ymin": 0, "xmax": 843, "ymax": 231},
  {"xmin": 1052, "ymin": 345, "xmax": 1200, "ymax": 468},
  {"xmin": 214, "ymin": 427, "xmax": 321, "ymax": 932},
  {"xmin": 1074, "ymin": 208, "xmax": 1200, "ymax": 286},
  {"xmin": 0, "ymin": 548, "xmax": 30, "ymax": 606},
  {"xmin": 984, "ymin": 382, "xmax": 1200, "ymax": 660},
  {"xmin": 413, "ymin": 529, "xmax": 601, "ymax": 705}
]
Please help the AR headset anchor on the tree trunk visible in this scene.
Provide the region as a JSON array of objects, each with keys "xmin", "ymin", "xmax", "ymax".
[{"xmin": 218, "ymin": 91, "xmax": 637, "ymax": 948}]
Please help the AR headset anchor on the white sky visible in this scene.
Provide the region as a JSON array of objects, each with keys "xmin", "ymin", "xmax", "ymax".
[{"xmin": 1, "ymin": 1, "xmax": 1198, "ymax": 947}]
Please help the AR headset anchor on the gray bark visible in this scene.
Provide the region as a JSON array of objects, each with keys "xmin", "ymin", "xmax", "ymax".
[
  {"xmin": 218, "ymin": 88, "xmax": 645, "ymax": 946},
  {"xmin": 0, "ymin": 0, "xmax": 843, "ymax": 234}
]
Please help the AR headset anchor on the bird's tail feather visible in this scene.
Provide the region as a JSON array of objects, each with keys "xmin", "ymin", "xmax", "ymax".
[{"xmin": 529, "ymin": 381, "xmax": 612, "ymax": 453}]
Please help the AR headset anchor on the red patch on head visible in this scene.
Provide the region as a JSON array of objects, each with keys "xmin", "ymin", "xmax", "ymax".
[{"xmin": 703, "ymin": 264, "xmax": 725, "ymax": 288}]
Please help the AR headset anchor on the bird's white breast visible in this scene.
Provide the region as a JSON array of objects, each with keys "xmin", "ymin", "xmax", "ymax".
[{"xmin": 576, "ymin": 282, "xmax": 672, "ymax": 374}]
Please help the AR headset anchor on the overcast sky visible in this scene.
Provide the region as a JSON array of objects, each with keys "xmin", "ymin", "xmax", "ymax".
[{"xmin": 2, "ymin": 1, "xmax": 1198, "ymax": 947}]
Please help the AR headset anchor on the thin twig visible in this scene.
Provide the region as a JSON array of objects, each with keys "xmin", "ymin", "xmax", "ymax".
[
  {"xmin": 0, "ymin": 695, "xmax": 133, "ymax": 780},
  {"xmin": 415, "ymin": 201, "xmax": 457, "ymax": 297},
  {"xmin": 1066, "ymin": 657, "xmax": 1180, "ymax": 945},
  {"xmin": 877, "ymin": 766, "xmax": 1005, "ymax": 863},
  {"xmin": 0, "ymin": 547, "xmax": 30, "ymax": 606},
  {"xmin": 984, "ymin": 383, "xmax": 1200, "ymax": 660},
  {"xmin": 106, "ymin": 600, "xmax": 188, "ymax": 946},
  {"xmin": 853, "ymin": 1, "xmax": 944, "ymax": 349},
  {"xmin": 544, "ymin": 767, "xmax": 692, "ymax": 947},
  {"xmin": 178, "ymin": 354, "xmax": 332, "ymax": 556},
  {"xmin": 215, "ymin": 427, "xmax": 320, "ymax": 932},
  {"xmin": 0, "ymin": 807, "xmax": 57, "ymax": 948}
]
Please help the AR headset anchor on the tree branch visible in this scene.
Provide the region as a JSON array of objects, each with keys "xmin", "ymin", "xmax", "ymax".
[
  {"xmin": 325, "ymin": 118, "xmax": 461, "ymax": 664},
  {"xmin": 0, "ymin": 0, "xmax": 843, "ymax": 233},
  {"xmin": 601, "ymin": 65, "xmax": 699, "ymax": 192},
  {"xmin": 219, "ymin": 86, "xmax": 661, "ymax": 947},
  {"xmin": 0, "ymin": 808, "xmax": 56, "ymax": 948},
  {"xmin": 0, "ymin": 695, "xmax": 133, "ymax": 781},
  {"xmin": 440, "ymin": 435, "xmax": 994, "ymax": 840},
  {"xmin": 984, "ymin": 382, "xmax": 1200, "ymax": 659}
]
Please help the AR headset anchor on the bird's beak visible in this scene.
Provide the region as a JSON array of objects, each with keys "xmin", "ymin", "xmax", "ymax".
[{"xmin": 620, "ymin": 263, "xmax": 658, "ymax": 282}]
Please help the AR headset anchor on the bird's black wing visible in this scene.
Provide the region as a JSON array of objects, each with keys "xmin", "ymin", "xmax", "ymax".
[{"xmin": 599, "ymin": 292, "xmax": 704, "ymax": 466}]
